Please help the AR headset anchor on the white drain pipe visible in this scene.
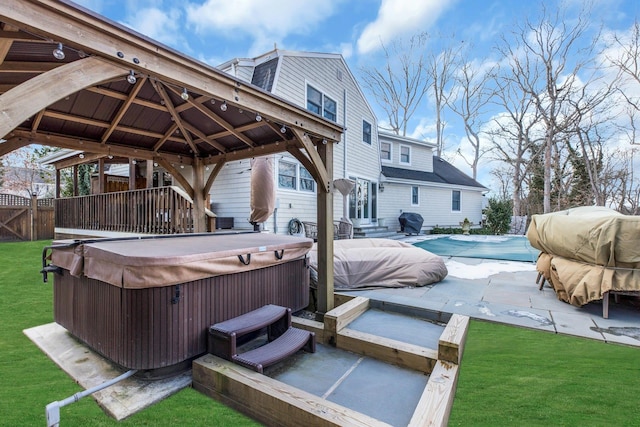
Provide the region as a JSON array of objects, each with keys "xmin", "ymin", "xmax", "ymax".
[{"xmin": 46, "ymin": 369, "xmax": 138, "ymax": 427}]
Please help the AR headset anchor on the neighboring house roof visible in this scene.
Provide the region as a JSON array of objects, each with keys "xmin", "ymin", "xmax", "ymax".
[
  {"xmin": 382, "ymin": 157, "xmax": 488, "ymax": 190},
  {"xmin": 378, "ymin": 130, "xmax": 436, "ymax": 149}
]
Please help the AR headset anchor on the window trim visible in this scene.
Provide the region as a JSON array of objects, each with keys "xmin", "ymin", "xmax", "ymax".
[
  {"xmin": 380, "ymin": 141, "xmax": 392, "ymax": 163},
  {"xmin": 362, "ymin": 120, "xmax": 372, "ymax": 145},
  {"xmin": 451, "ymin": 190, "xmax": 461, "ymax": 212},
  {"xmin": 277, "ymin": 159, "xmax": 315, "ymax": 193},
  {"xmin": 399, "ymin": 144, "xmax": 411, "ymax": 165},
  {"xmin": 411, "ymin": 185, "xmax": 419, "ymax": 206},
  {"xmin": 305, "ymin": 82, "xmax": 338, "ymax": 122}
]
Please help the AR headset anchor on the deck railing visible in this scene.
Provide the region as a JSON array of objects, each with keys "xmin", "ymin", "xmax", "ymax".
[{"xmin": 55, "ymin": 186, "xmax": 196, "ymax": 234}]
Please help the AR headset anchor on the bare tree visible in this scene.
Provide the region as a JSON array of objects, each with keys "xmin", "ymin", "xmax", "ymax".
[
  {"xmin": 1, "ymin": 147, "xmax": 54, "ymax": 198},
  {"xmin": 498, "ymin": 4, "xmax": 600, "ymax": 213},
  {"xmin": 608, "ymin": 20, "xmax": 640, "ymax": 115},
  {"xmin": 360, "ymin": 34, "xmax": 432, "ymax": 136},
  {"xmin": 427, "ymin": 38, "xmax": 462, "ymax": 156},
  {"xmin": 447, "ymin": 58, "xmax": 497, "ymax": 179},
  {"xmin": 487, "ymin": 67, "xmax": 543, "ymax": 217}
]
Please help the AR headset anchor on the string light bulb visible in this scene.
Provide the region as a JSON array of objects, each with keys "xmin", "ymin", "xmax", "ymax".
[
  {"xmin": 53, "ymin": 43, "xmax": 65, "ymax": 60},
  {"xmin": 220, "ymin": 101, "xmax": 228, "ymax": 112},
  {"xmin": 78, "ymin": 153, "xmax": 84, "ymax": 159},
  {"xmin": 280, "ymin": 125, "xmax": 286, "ymax": 133},
  {"xmin": 126, "ymin": 70, "xmax": 137, "ymax": 84},
  {"xmin": 255, "ymin": 113, "xmax": 262, "ymax": 122},
  {"xmin": 181, "ymin": 88, "xmax": 189, "ymax": 101}
]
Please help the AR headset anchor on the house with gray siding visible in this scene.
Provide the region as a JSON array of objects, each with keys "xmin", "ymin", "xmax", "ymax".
[
  {"xmin": 377, "ymin": 131, "xmax": 487, "ymax": 231},
  {"xmin": 214, "ymin": 49, "xmax": 381, "ymax": 232},
  {"xmin": 212, "ymin": 50, "xmax": 487, "ymax": 235}
]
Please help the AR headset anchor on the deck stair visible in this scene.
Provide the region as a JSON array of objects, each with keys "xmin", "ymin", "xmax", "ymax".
[
  {"xmin": 353, "ymin": 224, "xmax": 405, "ymax": 240},
  {"xmin": 208, "ymin": 304, "xmax": 315, "ymax": 373}
]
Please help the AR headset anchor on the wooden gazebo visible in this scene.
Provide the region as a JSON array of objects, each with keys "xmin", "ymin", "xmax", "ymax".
[{"xmin": 0, "ymin": 0, "xmax": 343, "ymax": 317}]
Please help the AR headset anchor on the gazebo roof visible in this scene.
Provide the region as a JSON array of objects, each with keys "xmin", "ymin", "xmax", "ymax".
[{"xmin": 0, "ymin": 0, "xmax": 342, "ymax": 192}]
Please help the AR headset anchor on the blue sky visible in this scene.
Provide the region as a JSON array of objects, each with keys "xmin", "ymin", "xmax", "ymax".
[{"xmin": 72, "ymin": 0, "xmax": 640, "ymax": 186}]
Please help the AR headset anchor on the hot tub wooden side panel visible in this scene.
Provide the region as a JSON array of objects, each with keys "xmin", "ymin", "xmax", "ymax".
[{"xmin": 53, "ymin": 258, "xmax": 310, "ymax": 370}]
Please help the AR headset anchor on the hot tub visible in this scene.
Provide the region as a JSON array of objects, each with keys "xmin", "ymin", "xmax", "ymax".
[{"xmin": 43, "ymin": 233, "xmax": 312, "ymax": 372}]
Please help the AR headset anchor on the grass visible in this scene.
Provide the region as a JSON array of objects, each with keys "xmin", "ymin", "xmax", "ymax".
[
  {"xmin": 449, "ymin": 320, "xmax": 640, "ymax": 426},
  {"xmin": 0, "ymin": 241, "xmax": 259, "ymax": 427},
  {"xmin": 2, "ymin": 241, "xmax": 640, "ymax": 426}
]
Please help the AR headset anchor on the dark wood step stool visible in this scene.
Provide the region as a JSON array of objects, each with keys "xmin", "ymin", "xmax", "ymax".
[
  {"xmin": 233, "ymin": 327, "xmax": 316, "ymax": 373},
  {"xmin": 208, "ymin": 304, "xmax": 291, "ymax": 360}
]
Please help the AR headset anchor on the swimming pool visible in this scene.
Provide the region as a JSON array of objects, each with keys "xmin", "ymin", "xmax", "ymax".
[{"xmin": 412, "ymin": 235, "xmax": 539, "ymax": 263}]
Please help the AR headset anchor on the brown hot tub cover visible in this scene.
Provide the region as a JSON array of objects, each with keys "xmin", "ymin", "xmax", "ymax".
[
  {"xmin": 527, "ymin": 206, "xmax": 640, "ymax": 306},
  {"xmin": 51, "ymin": 233, "xmax": 313, "ymax": 289},
  {"xmin": 308, "ymin": 238, "xmax": 448, "ymax": 290}
]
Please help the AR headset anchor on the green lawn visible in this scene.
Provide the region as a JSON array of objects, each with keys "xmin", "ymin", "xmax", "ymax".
[
  {"xmin": 449, "ymin": 320, "xmax": 640, "ymax": 426},
  {"xmin": 2, "ymin": 241, "xmax": 639, "ymax": 426},
  {"xmin": 0, "ymin": 241, "xmax": 258, "ymax": 426}
]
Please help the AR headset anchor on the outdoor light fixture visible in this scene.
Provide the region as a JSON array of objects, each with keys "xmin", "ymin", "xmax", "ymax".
[
  {"xmin": 255, "ymin": 113, "xmax": 262, "ymax": 122},
  {"xmin": 126, "ymin": 70, "xmax": 137, "ymax": 84},
  {"xmin": 280, "ymin": 125, "xmax": 286, "ymax": 133},
  {"xmin": 181, "ymin": 88, "xmax": 189, "ymax": 101},
  {"xmin": 53, "ymin": 43, "xmax": 65, "ymax": 60},
  {"xmin": 154, "ymin": 162, "xmax": 158, "ymax": 167},
  {"xmin": 79, "ymin": 153, "xmax": 84, "ymax": 159},
  {"xmin": 108, "ymin": 155, "xmax": 113, "ymax": 159},
  {"xmin": 220, "ymin": 101, "xmax": 228, "ymax": 112}
]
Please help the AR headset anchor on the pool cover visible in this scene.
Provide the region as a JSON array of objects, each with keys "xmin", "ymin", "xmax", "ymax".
[{"xmin": 413, "ymin": 235, "xmax": 538, "ymax": 263}]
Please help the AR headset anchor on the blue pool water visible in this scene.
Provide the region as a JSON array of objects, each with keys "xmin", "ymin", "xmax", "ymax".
[{"xmin": 412, "ymin": 235, "xmax": 539, "ymax": 263}]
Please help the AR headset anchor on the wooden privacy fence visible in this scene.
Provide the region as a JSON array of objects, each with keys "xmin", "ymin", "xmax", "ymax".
[
  {"xmin": 0, "ymin": 194, "xmax": 55, "ymax": 241},
  {"xmin": 55, "ymin": 186, "xmax": 212, "ymax": 234}
]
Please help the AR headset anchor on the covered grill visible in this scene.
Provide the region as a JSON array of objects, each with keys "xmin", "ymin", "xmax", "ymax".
[
  {"xmin": 399, "ymin": 212, "xmax": 424, "ymax": 235},
  {"xmin": 43, "ymin": 233, "xmax": 312, "ymax": 372}
]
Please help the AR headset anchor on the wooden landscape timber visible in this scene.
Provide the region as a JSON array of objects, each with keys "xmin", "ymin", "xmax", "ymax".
[{"xmin": 193, "ymin": 297, "xmax": 470, "ymax": 426}]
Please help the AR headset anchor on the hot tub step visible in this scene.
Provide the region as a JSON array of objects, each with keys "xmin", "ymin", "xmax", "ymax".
[
  {"xmin": 232, "ymin": 327, "xmax": 316, "ymax": 374},
  {"xmin": 208, "ymin": 304, "xmax": 292, "ymax": 360}
]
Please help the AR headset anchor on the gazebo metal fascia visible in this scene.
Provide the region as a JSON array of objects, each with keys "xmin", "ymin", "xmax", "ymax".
[{"xmin": 0, "ymin": 0, "xmax": 340, "ymax": 316}]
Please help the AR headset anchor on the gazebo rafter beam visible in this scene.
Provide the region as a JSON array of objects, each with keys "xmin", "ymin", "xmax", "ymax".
[
  {"xmin": 101, "ymin": 75, "xmax": 147, "ymax": 143},
  {"xmin": 150, "ymin": 80, "xmax": 200, "ymax": 155},
  {"xmin": 165, "ymin": 85, "xmax": 256, "ymax": 149}
]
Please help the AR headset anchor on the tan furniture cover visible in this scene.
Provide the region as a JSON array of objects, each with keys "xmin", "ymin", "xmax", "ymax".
[
  {"xmin": 308, "ymin": 238, "xmax": 448, "ymax": 290},
  {"xmin": 51, "ymin": 233, "xmax": 313, "ymax": 289},
  {"xmin": 527, "ymin": 206, "xmax": 640, "ymax": 306}
]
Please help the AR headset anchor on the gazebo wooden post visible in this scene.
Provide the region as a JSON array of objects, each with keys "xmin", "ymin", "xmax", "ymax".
[
  {"xmin": 97, "ymin": 158, "xmax": 105, "ymax": 193},
  {"xmin": 55, "ymin": 168, "xmax": 61, "ymax": 198},
  {"xmin": 145, "ymin": 160, "xmax": 153, "ymax": 188},
  {"xmin": 192, "ymin": 157, "xmax": 207, "ymax": 233},
  {"xmin": 72, "ymin": 165, "xmax": 78, "ymax": 196},
  {"xmin": 315, "ymin": 142, "xmax": 334, "ymax": 321},
  {"xmin": 128, "ymin": 159, "xmax": 136, "ymax": 190}
]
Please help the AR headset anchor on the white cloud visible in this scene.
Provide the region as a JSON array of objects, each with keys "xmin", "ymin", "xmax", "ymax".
[
  {"xmin": 122, "ymin": 7, "xmax": 187, "ymax": 50},
  {"xmin": 185, "ymin": 0, "xmax": 339, "ymax": 55},
  {"xmin": 356, "ymin": 0, "xmax": 458, "ymax": 55}
]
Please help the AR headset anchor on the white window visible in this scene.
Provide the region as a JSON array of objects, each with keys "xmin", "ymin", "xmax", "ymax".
[
  {"xmin": 307, "ymin": 84, "xmax": 336, "ymax": 122},
  {"xmin": 278, "ymin": 160, "xmax": 315, "ymax": 192},
  {"xmin": 452, "ymin": 190, "xmax": 461, "ymax": 211},
  {"xmin": 411, "ymin": 186, "xmax": 419, "ymax": 205},
  {"xmin": 381, "ymin": 142, "xmax": 391, "ymax": 162},
  {"xmin": 363, "ymin": 120, "xmax": 372, "ymax": 145},
  {"xmin": 400, "ymin": 145, "xmax": 411, "ymax": 164}
]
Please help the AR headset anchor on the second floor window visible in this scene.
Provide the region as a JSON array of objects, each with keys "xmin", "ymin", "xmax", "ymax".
[
  {"xmin": 363, "ymin": 120, "xmax": 372, "ymax": 145},
  {"xmin": 400, "ymin": 145, "xmax": 411, "ymax": 164},
  {"xmin": 307, "ymin": 84, "xmax": 336, "ymax": 122},
  {"xmin": 381, "ymin": 142, "xmax": 391, "ymax": 161}
]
